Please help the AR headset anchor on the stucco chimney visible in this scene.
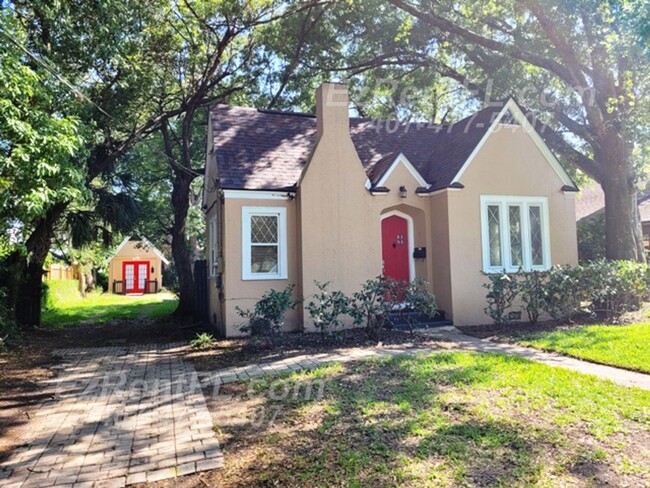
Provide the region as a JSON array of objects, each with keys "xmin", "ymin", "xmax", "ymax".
[{"xmin": 316, "ymin": 82, "xmax": 350, "ymax": 138}]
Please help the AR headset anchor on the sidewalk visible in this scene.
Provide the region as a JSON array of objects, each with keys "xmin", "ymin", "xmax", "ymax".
[{"xmin": 206, "ymin": 327, "xmax": 650, "ymax": 391}]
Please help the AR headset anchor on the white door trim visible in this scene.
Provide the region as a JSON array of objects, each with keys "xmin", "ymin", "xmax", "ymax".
[{"xmin": 380, "ymin": 210, "xmax": 415, "ymax": 282}]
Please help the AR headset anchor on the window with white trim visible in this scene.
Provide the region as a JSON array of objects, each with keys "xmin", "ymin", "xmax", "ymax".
[
  {"xmin": 209, "ymin": 218, "xmax": 217, "ymax": 277},
  {"xmin": 242, "ymin": 207, "xmax": 288, "ymax": 280},
  {"xmin": 480, "ymin": 196, "xmax": 550, "ymax": 273}
]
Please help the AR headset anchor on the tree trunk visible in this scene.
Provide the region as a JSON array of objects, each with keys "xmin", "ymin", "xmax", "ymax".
[
  {"xmin": 13, "ymin": 202, "xmax": 68, "ymax": 326},
  {"xmin": 597, "ymin": 133, "xmax": 645, "ymax": 262},
  {"xmin": 171, "ymin": 170, "xmax": 197, "ymax": 317}
]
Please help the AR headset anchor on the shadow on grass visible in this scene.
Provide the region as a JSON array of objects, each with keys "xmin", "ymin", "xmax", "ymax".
[{"xmin": 210, "ymin": 352, "xmax": 635, "ymax": 487}]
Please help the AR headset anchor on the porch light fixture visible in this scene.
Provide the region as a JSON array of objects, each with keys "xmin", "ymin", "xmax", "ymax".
[{"xmin": 399, "ymin": 186, "xmax": 408, "ymax": 198}]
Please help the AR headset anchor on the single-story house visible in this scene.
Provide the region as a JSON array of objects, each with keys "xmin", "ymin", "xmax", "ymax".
[
  {"xmin": 576, "ymin": 181, "xmax": 650, "ymax": 248},
  {"xmin": 107, "ymin": 236, "xmax": 169, "ymax": 294},
  {"xmin": 204, "ymin": 83, "xmax": 578, "ymax": 337}
]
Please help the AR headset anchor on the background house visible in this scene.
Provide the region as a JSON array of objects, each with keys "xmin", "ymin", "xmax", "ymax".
[
  {"xmin": 107, "ymin": 237, "xmax": 169, "ymax": 294},
  {"xmin": 575, "ymin": 181, "xmax": 650, "ymax": 260}
]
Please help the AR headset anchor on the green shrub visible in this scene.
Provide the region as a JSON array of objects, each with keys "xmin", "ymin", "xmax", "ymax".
[
  {"xmin": 305, "ymin": 281, "xmax": 350, "ymax": 340},
  {"xmin": 519, "ymin": 271, "xmax": 546, "ymax": 325},
  {"xmin": 584, "ymin": 260, "xmax": 648, "ymax": 320},
  {"xmin": 577, "ymin": 214, "xmax": 606, "ymax": 263},
  {"xmin": 236, "ymin": 284, "xmax": 301, "ymax": 338},
  {"xmin": 482, "ymin": 272, "xmax": 519, "ymax": 325},
  {"xmin": 189, "ymin": 332, "xmax": 215, "ymax": 349},
  {"xmin": 482, "ymin": 261, "xmax": 650, "ymax": 326},
  {"xmin": 540, "ymin": 265, "xmax": 584, "ymax": 322},
  {"xmin": 349, "ymin": 277, "xmax": 396, "ymax": 341}
]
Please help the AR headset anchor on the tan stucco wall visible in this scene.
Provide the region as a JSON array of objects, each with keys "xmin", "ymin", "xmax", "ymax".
[
  {"xmin": 108, "ymin": 241, "xmax": 163, "ymax": 292},
  {"xmin": 427, "ymin": 191, "xmax": 453, "ymax": 318},
  {"xmin": 298, "ymin": 84, "xmax": 381, "ymax": 331},
  {"xmin": 221, "ymin": 197, "xmax": 301, "ymax": 337},
  {"xmin": 446, "ymin": 126, "xmax": 578, "ymax": 326}
]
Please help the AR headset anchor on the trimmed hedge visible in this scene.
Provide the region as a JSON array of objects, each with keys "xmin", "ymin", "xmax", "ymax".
[{"xmin": 483, "ymin": 260, "xmax": 650, "ymax": 325}]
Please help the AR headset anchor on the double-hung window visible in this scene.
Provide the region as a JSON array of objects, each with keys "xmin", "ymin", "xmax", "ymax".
[
  {"xmin": 242, "ymin": 207, "xmax": 288, "ymax": 280},
  {"xmin": 480, "ymin": 196, "xmax": 550, "ymax": 273}
]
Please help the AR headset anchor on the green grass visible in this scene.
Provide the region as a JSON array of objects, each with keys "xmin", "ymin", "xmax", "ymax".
[
  {"xmin": 516, "ymin": 323, "xmax": 650, "ymax": 373},
  {"xmin": 222, "ymin": 352, "xmax": 650, "ymax": 487},
  {"xmin": 43, "ymin": 280, "xmax": 178, "ymax": 327}
]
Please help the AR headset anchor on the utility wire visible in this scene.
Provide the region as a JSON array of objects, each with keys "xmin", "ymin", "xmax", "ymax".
[{"xmin": 0, "ymin": 27, "xmax": 204, "ymax": 179}]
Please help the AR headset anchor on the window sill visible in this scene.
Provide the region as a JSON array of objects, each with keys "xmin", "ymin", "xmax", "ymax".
[{"xmin": 242, "ymin": 274, "xmax": 288, "ymax": 281}]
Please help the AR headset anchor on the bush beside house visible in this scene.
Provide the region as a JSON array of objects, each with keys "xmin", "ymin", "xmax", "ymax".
[{"xmin": 483, "ymin": 260, "xmax": 650, "ymax": 325}]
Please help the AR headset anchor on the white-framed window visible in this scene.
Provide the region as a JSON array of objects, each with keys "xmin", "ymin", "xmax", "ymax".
[
  {"xmin": 209, "ymin": 217, "xmax": 217, "ymax": 277},
  {"xmin": 480, "ymin": 196, "xmax": 551, "ymax": 273},
  {"xmin": 242, "ymin": 206, "xmax": 288, "ymax": 280}
]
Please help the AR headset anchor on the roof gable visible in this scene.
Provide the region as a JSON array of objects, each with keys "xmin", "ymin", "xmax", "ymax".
[
  {"xmin": 108, "ymin": 236, "xmax": 170, "ymax": 265},
  {"xmin": 365, "ymin": 152, "xmax": 430, "ymax": 189},
  {"xmin": 450, "ymin": 99, "xmax": 576, "ymax": 189}
]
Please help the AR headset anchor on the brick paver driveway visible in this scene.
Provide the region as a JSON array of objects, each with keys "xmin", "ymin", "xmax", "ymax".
[{"xmin": 0, "ymin": 343, "xmax": 223, "ymax": 487}]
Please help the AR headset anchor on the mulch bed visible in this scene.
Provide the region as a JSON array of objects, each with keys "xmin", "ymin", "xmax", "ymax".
[
  {"xmin": 456, "ymin": 320, "xmax": 578, "ymax": 340},
  {"xmin": 190, "ymin": 328, "xmax": 454, "ymax": 372}
]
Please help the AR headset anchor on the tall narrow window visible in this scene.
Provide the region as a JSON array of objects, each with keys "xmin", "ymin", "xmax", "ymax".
[
  {"xmin": 242, "ymin": 207, "xmax": 287, "ymax": 280},
  {"xmin": 487, "ymin": 205, "xmax": 502, "ymax": 267},
  {"xmin": 529, "ymin": 205, "xmax": 544, "ymax": 267},
  {"xmin": 481, "ymin": 197, "xmax": 550, "ymax": 273},
  {"xmin": 508, "ymin": 205, "xmax": 523, "ymax": 268}
]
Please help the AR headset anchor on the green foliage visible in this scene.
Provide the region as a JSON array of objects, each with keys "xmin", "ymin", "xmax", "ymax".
[
  {"xmin": 349, "ymin": 277, "xmax": 396, "ymax": 341},
  {"xmin": 189, "ymin": 332, "xmax": 215, "ymax": 350},
  {"xmin": 577, "ymin": 215, "xmax": 606, "ymax": 263},
  {"xmin": 539, "ymin": 265, "xmax": 584, "ymax": 322},
  {"xmin": 482, "ymin": 272, "xmax": 519, "ymax": 325},
  {"xmin": 484, "ymin": 261, "xmax": 650, "ymax": 325},
  {"xmin": 582, "ymin": 260, "xmax": 650, "ymax": 320},
  {"xmin": 305, "ymin": 281, "xmax": 351, "ymax": 340},
  {"xmin": 237, "ymin": 285, "xmax": 301, "ymax": 338},
  {"xmin": 519, "ymin": 271, "xmax": 546, "ymax": 325},
  {"xmin": 0, "ymin": 11, "xmax": 85, "ymax": 230}
]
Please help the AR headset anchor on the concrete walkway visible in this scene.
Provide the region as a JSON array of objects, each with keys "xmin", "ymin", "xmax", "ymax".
[
  {"xmin": 202, "ymin": 327, "xmax": 650, "ymax": 391},
  {"xmin": 418, "ymin": 327, "xmax": 650, "ymax": 390},
  {"xmin": 0, "ymin": 343, "xmax": 223, "ymax": 488}
]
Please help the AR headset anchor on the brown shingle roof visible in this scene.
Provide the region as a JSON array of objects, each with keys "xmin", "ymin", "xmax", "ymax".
[{"xmin": 211, "ymin": 102, "xmax": 518, "ymax": 191}]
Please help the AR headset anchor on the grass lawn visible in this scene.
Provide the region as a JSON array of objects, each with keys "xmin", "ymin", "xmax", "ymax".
[
  {"xmin": 43, "ymin": 280, "xmax": 178, "ymax": 327},
  {"xmin": 516, "ymin": 323, "xmax": 650, "ymax": 373},
  {"xmin": 204, "ymin": 352, "xmax": 650, "ymax": 487}
]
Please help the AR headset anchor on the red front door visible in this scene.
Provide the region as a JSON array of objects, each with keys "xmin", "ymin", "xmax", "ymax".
[
  {"xmin": 123, "ymin": 261, "xmax": 150, "ymax": 294},
  {"xmin": 381, "ymin": 215, "xmax": 410, "ymax": 283}
]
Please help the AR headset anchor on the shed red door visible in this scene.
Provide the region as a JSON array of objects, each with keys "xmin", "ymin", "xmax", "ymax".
[
  {"xmin": 123, "ymin": 261, "xmax": 149, "ymax": 293},
  {"xmin": 381, "ymin": 215, "xmax": 410, "ymax": 283}
]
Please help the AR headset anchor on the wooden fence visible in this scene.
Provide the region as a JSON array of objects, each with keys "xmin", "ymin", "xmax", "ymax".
[{"xmin": 45, "ymin": 264, "xmax": 78, "ymax": 281}]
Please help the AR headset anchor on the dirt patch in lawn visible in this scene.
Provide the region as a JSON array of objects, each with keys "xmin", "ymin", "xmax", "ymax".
[
  {"xmin": 140, "ymin": 356, "xmax": 650, "ymax": 487},
  {"xmin": 190, "ymin": 328, "xmax": 456, "ymax": 372}
]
